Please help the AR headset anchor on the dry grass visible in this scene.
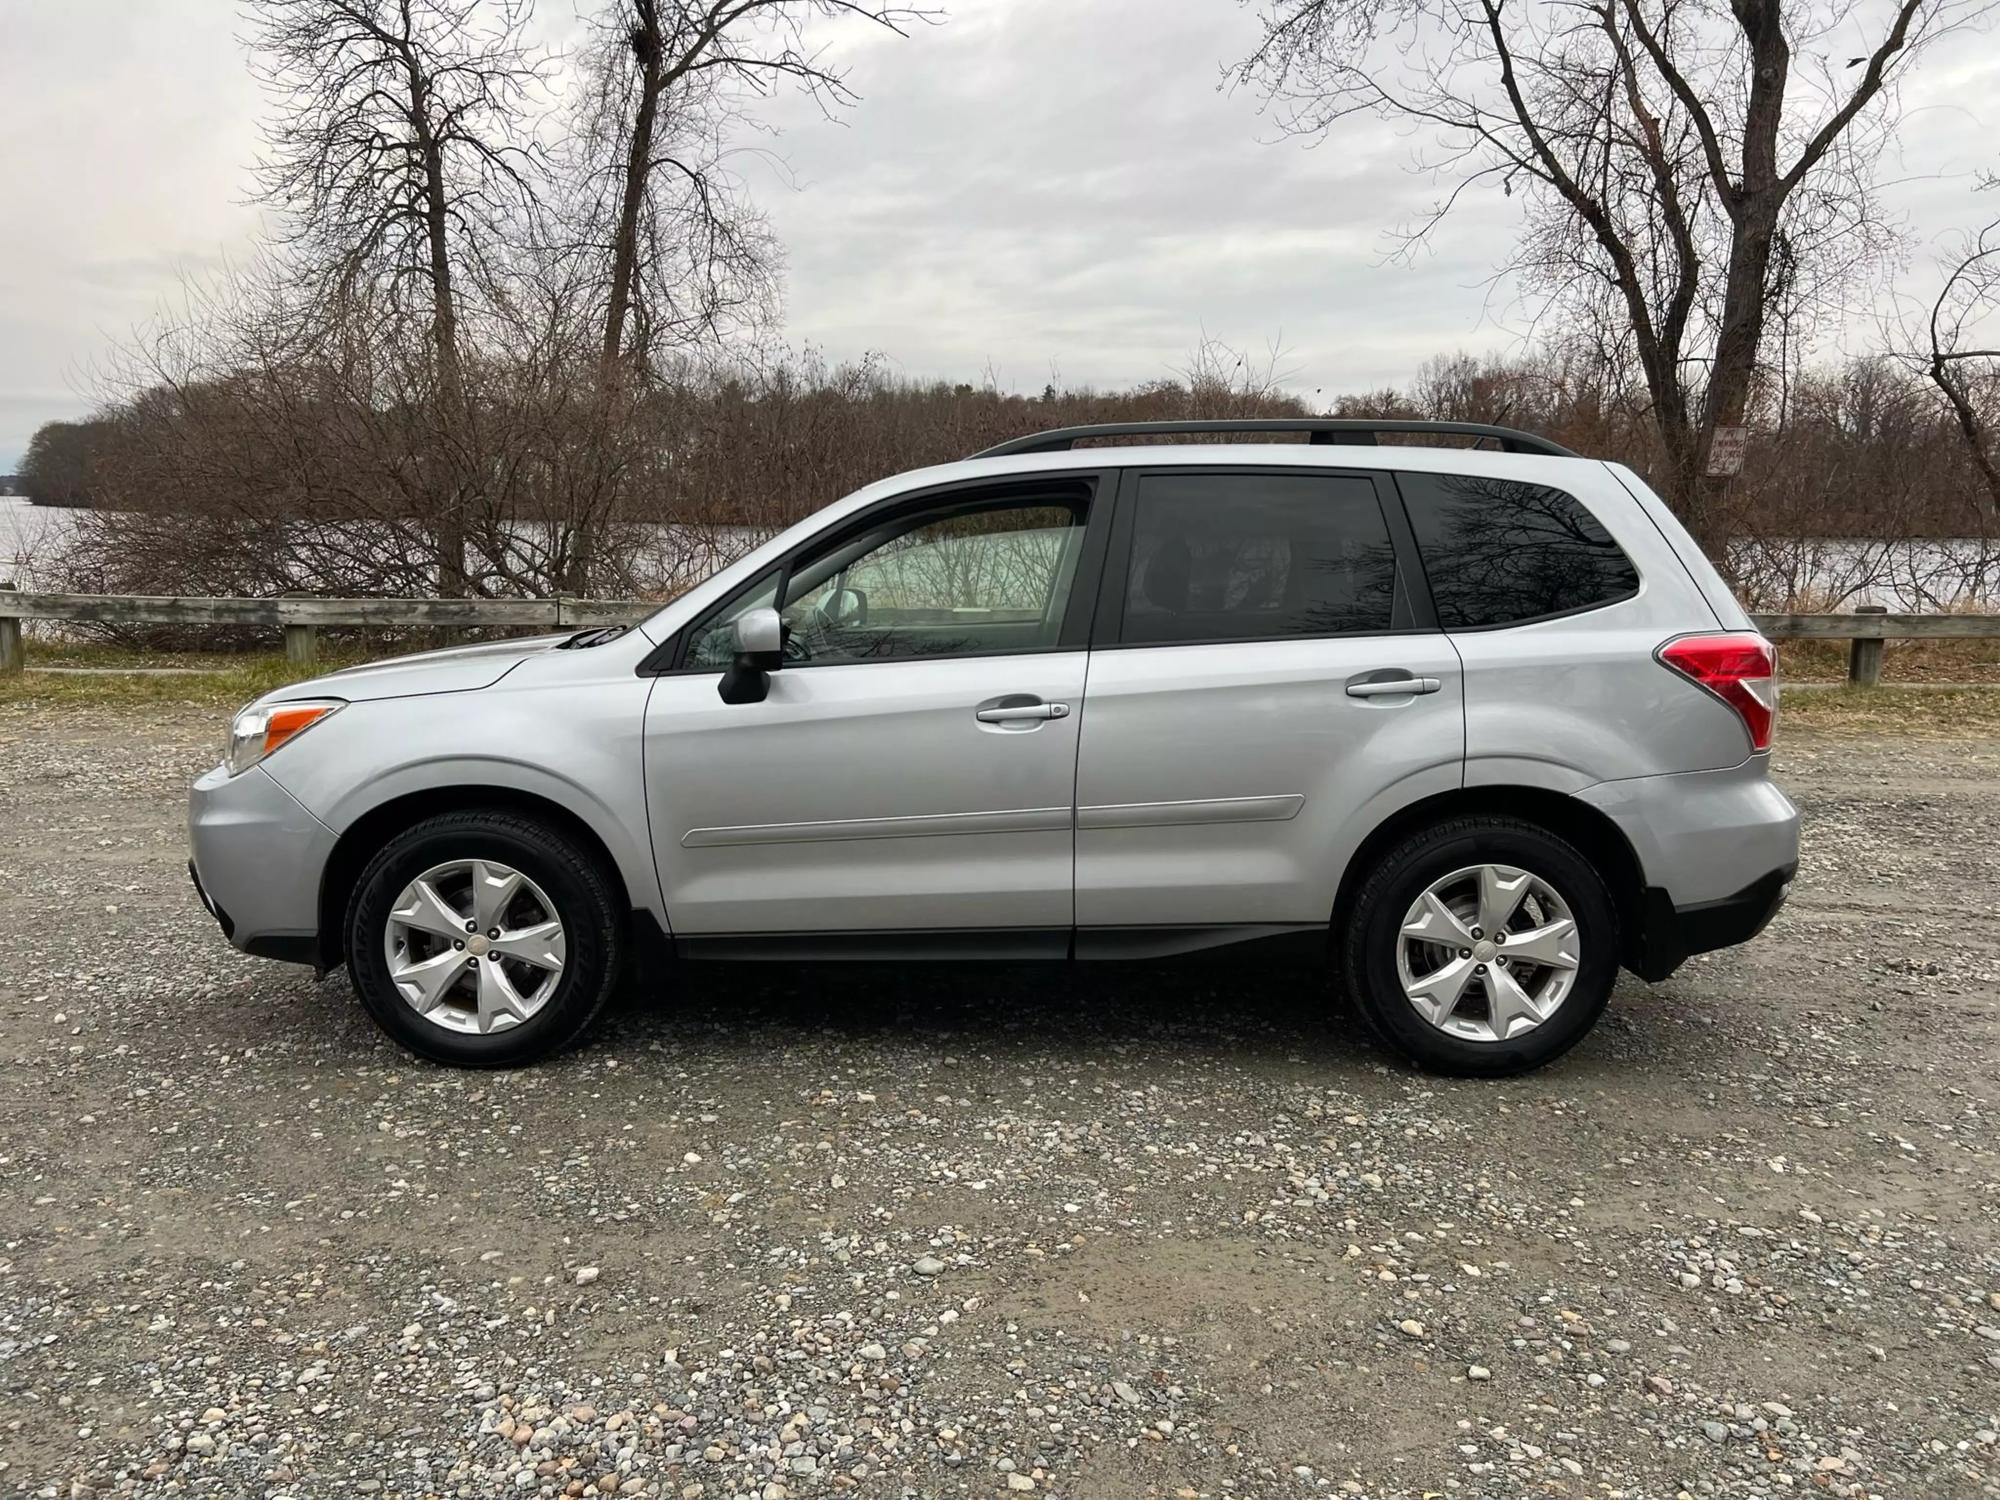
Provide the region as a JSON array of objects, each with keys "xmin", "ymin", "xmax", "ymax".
[
  {"xmin": 1778, "ymin": 684, "xmax": 2000, "ymax": 736},
  {"xmin": 0, "ymin": 643, "xmax": 362, "ymax": 710},
  {"xmin": 1777, "ymin": 636, "xmax": 2000, "ymax": 685}
]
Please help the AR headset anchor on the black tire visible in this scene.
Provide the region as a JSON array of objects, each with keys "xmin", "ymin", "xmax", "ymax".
[
  {"xmin": 345, "ymin": 810, "xmax": 623, "ymax": 1068},
  {"xmin": 1340, "ymin": 817, "xmax": 1618, "ymax": 1077}
]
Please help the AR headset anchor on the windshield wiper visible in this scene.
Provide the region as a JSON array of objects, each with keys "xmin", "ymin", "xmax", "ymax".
[{"xmin": 560, "ymin": 624, "xmax": 628, "ymax": 648}]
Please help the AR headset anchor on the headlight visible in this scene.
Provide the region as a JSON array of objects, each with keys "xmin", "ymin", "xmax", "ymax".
[{"xmin": 225, "ymin": 698, "xmax": 344, "ymax": 777}]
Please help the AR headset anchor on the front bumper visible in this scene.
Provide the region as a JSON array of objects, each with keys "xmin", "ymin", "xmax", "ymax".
[{"xmin": 188, "ymin": 762, "xmax": 338, "ymax": 966}]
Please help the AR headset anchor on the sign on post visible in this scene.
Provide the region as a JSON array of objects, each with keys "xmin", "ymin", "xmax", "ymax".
[{"xmin": 1706, "ymin": 425, "xmax": 1748, "ymax": 477}]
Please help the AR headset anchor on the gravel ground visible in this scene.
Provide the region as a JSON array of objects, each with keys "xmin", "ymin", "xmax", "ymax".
[{"xmin": 1, "ymin": 703, "xmax": 1996, "ymax": 1500}]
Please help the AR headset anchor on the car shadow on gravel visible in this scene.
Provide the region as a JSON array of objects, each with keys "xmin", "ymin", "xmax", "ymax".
[
  {"xmin": 608, "ymin": 958, "xmax": 1384, "ymax": 1069},
  {"xmin": 240, "ymin": 951, "xmax": 1678, "ymax": 1080}
]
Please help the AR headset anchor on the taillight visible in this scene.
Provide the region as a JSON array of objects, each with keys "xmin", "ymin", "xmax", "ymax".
[{"xmin": 1656, "ymin": 633, "xmax": 1777, "ymax": 751}]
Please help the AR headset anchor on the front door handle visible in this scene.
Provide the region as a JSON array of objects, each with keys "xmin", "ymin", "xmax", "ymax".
[
  {"xmin": 1345, "ymin": 674, "xmax": 1442, "ymax": 698},
  {"xmin": 976, "ymin": 701, "xmax": 1070, "ymax": 722}
]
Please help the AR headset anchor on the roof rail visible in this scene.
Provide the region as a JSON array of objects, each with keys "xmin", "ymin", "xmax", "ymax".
[{"xmin": 971, "ymin": 419, "xmax": 1579, "ymax": 460}]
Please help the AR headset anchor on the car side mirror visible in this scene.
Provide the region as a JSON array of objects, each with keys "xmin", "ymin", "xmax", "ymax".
[
  {"xmin": 718, "ymin": 606, "xmax": 784, "ymax": 705},
  {"xmin": 822, "ymin": 585, "xmax": 868, "ymax": 630}
]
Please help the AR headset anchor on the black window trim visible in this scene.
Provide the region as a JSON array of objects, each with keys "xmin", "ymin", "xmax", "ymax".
[
  {"xmin": 642, "ymin": 469, "xmax": 1117, "ymax": 676},
  {"xmin": 1088, "ymin": 464, "xmax": 1442, "ymax": 652},
  {"xmin": 1387, "ymin": 470, "xmax": 1642, "ymax": 633}
]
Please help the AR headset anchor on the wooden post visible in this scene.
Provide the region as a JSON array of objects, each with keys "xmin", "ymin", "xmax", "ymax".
[
  {"xmin": 0, "ymin": 582, "xmax": 21, "ymax": 676},
  {"xmin": 281, "ymin": 593, "xmax": 317, "ymax": 670},
  {"xmin": 1847, "ymin": 603, "xmax": 1888, "ymax": 688}
]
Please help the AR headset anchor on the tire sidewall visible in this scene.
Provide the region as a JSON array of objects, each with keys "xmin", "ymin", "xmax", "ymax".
[
  {"xmin": 346, "ymin": 819, "xmax": 613, "ymax": 1067},
  {"xmin": 1349, "ymin": 824, "xmax": 1617, "ymax": 1076}
]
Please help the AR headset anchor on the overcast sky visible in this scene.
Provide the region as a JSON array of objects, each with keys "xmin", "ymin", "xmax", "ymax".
[{"xmin": 2, "ymin": 0, "xmax": 1995, "ymax": 471}]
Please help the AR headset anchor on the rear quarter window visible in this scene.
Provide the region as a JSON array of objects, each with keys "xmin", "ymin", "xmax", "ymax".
[{"xmin": 1399, "ymin": 472, "xmax": 1640, "ymax": 629}]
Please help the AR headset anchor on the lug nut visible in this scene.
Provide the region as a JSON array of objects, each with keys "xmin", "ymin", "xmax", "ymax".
[
  {"xmin": 488, "ymin": 928, "xmax": 500, "ymax": 940},
  {"xmin": 1470, "ymin": 927, "xmax": 1483, "ymax": 939},
  {"xmin": 1492, "ymin": 931, "xmax": 1505, "ymax": 943},
  {"xmin": 1496, "ymin": 956, "xmax": 1509, "ymax": 966},
  {"xmin": 465, "ymin": 920, "xmax": 477, "ymax": 933},
  {"xmin": 1475, "ymin": 963, "xmax": 1487, "ymax": 974},
  {"xmin": 454, "ymin": 940, "xmax": 465, "ymax": 950},
  {"xmin": 1459, "ymin": 948, "xmax": 1472, "ymax": 959}
]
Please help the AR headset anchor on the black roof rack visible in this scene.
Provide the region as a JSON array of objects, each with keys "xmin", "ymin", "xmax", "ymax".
[{"xmin": 971, "ymin": 419, "xmax": 1578, "ymax": 460}]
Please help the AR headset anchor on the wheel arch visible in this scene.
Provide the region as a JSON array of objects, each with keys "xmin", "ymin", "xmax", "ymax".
[
  {"xmin": 1332, "ymin": 786, "xmax": 1649, "ymax": 970},
  {"xmin": 317, "ymin": 785, "xmax": 648, "ymax": 970}
]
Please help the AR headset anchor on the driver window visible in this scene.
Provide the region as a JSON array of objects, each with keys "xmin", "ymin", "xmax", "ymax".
[
  {"xmin": 684, "ymin": 493, "xmax": 1090, "ymax": 671},
  {"xmin": 781, "ymin": 500, "xmax": 1085, "ymax": 664}
]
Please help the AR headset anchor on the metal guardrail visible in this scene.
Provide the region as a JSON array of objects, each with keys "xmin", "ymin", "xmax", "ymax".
[{"xmin": 0, "ymin": 586, "xmax": 1995, "ymax": 685}]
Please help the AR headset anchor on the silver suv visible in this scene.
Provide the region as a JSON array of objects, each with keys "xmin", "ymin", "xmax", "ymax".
[{"xmin": 188, "ymin": 420, "xmax": 1799, "ymax": 1075}]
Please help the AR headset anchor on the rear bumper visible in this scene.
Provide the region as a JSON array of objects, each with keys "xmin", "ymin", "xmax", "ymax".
[
  {"xmin": 188, "ymin": 763, "xmax": 337, "ymax": 967},
  {"xmin": 1630, "ymin": 863, "xmax": 1795, "ymax": 982},
  {"xmin": 1576, "ymin": 757, "xmax": 1800, "ymax": 982}
]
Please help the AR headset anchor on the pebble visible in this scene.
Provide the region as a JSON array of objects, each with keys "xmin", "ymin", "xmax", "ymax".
[{"xmin": 3, "ymin": 716, "xmax": 1995, "ymax": 1500}]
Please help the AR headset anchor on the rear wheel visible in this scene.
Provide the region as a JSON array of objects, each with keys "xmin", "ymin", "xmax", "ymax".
[
  {"xmin": 345, "ymin": 811, "xmax": 622, "ymax": 1067},
  {"xmin": 1342, "ymin": 817, "xmax": 1618, "ymax": 1076}
]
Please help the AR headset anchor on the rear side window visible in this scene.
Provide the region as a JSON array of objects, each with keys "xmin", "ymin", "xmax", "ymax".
[
  {"xmin": 1400, "ymin": 473, "xmax": 1640, "ymax": 629},
  {"xmin": 1120, "ymin": 472, "xmax": 1401, "ymax": 645}
]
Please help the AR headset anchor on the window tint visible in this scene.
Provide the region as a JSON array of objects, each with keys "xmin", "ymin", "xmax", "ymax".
[
  {"xmin": 1401, "ymin": 473, "xmax": 1640, "ymax": 628},
  {"xmin": 685, "ymin": 495, "xmax": 1088, "ymax": 669},
  {"xmin": 1120, "ymin": 472, "xmax": 1399, "ymax": 644}
]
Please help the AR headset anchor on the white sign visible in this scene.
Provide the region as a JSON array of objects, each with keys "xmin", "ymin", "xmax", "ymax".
[{"xmin": 1706, "ymin": 426, "xmax": 1749, "ymax": 477}]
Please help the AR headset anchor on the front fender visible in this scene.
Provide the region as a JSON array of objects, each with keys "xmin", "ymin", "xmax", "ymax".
[{"xmin": 261, "ymin": 668, "xmax": 666, "ymax": 928}]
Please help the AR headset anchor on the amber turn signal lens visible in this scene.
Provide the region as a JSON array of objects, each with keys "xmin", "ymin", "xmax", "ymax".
[{"xmin": 263, "ymin": 703, "xmax": 335, "ymax": 755}]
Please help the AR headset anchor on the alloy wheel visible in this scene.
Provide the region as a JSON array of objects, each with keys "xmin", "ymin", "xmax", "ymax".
[
  {"xmin": 1395, "ymin": 863, "xmax": 1581, "ymax": 1042},
  {"xmin": 383, "ymin": 859, "xmax": 566, "ymax": 1035}
]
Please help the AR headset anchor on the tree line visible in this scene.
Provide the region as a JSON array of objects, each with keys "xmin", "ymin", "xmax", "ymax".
[{"xmin": 17, "ymin": 0, "xmax": 2000, "ymax": 612}]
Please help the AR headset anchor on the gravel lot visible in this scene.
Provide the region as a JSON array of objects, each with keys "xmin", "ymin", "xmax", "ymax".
[{"xmin": 1, "ymin": 703, "xmax": 1997, "ymax": 1500}]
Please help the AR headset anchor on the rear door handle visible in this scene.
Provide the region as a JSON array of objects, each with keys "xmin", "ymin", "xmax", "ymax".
[
  {"xmin": 976, "ymin": 701, "xmax": 1070, "ymax": 722},
  {"xmin": 1345, "ymin": 674, "xmax": 1442, "ymax": 698}
]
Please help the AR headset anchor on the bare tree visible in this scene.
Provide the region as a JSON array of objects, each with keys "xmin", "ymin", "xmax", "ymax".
[
  {"xmin": 1911, "ymin": 216, "xmax": 2000, "ymax": 518},
  {"xmin": 1231, "ymin": 0, "xmax": 1994, "ymax": 553},
  {"xmin": 576, "ymin": 0, "xmax": 935, "ymax": 377},
  {"xmin": 245, "ymin": 0, "xmax": 552, "ymax": 410}
]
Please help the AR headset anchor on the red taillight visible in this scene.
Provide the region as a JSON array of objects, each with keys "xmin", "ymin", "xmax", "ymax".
[{"xmin": 1657, "ymin": 633, "xmax": 1777, "ymax": 751}]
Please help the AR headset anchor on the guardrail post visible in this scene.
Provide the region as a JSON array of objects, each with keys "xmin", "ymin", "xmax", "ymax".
[
  {"xmin": 1848, "ymin": 603, "xmax": 1888, "ymax": 688},
  {"xmin": 0, "ymin": 582, "xmax": 21, "ymax": 676},
  {"xmin": 281, "ymin": 593, "xmax": 317, "ymax": 670}
]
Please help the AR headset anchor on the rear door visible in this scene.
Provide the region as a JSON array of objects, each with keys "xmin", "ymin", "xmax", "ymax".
[{"xmin": 1072, "ymin": 466, "xmax": 1464, "ymax": 933}]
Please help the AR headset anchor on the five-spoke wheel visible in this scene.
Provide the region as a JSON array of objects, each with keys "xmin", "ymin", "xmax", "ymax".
[
  {"xmin": 1343, "ymin": 818, "xmax": 1617, "ymax": 1076},
  {"xmin": 1396, "ymin": 863, "xmax": 1581, "ymax": 1042},
  {"xmin": 346, "ymin": 811, "xmax": 622, "ymax": 1067},
  {"xmin": 384, "ymin": 859, "xmax": 568, "ymax": 1036}
]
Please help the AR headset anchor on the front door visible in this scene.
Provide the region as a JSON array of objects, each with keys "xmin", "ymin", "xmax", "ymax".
[
  {"xmin": 1073, "ymin": 466, "xmax": 1465, "ymax": 932},
  {"xmin": 644, "ymin": 480, "xmax": 1105, "ymax": 941}
]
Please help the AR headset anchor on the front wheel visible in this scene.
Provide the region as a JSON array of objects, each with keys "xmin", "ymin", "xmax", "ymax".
[
  {"xmin": 1341, "ymin": 817, "xmax": 1618, "ymax": 1076},
  {"xmin": 345, "ymin": 810, "xmax": 623, "ymax": 1067}
]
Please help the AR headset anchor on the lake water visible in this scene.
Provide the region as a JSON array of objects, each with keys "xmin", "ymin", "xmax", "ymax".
[
  {"xmin": 3, "ymin": 497, "xmax": 1993, "ymax": 610},
  {"xmin": 0, "ymin": 498, "xmax": 71, "ymax": 587}
]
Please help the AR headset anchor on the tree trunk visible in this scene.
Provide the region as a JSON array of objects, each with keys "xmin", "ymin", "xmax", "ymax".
[
  {"xmin": 409, "ymin": 62, "xmax": 469, "ymax": 596},
  {"xmin": 602, "ymin": 0, "xmax": 664, "ymax": 375},
  {"xmin": 1931, "ymin": 357, "xmax": 2000, "ymax": 519}
]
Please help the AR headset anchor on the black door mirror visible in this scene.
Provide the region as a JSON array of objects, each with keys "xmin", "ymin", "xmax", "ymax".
[{"xmin": 717, "ymin": 607, "xmax": 784, "ymax": 704}]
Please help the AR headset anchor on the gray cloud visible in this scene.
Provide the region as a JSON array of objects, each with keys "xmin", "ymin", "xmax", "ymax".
[{"xmin": 1, "ymin": 0, "xmax": 1993, "ymax": 470}]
